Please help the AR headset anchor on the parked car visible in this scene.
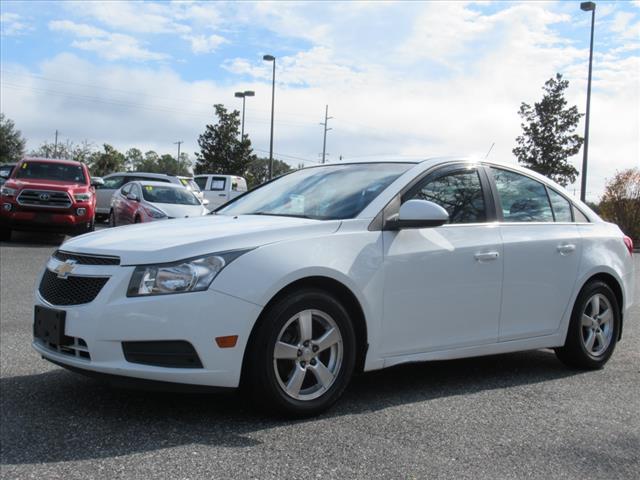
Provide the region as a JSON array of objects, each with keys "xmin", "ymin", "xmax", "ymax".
[
  {"xmin": 0, "ymin": 163, "xmax": 16, "ymax": 186},
  {"xmin": 96, "ymin": 172, "xmax": 189, "ymax": 221},
  {"xmin": 109, "ymin": 181, "xmax": 208, "ymax": 226},
  {"xmin": 177, "ymin": 176, "xmax": 206, "ymax": 203},
  {"xmin": 32, "ymin": 159, "xmax": 635, "ymax": 417},
  {"xmin": 0, "ymin": 157, "xmax": 102, "ymax": 241},
  {"xmin": 194, "ymin": 174, "xmax": 247, "ymax": 210}
]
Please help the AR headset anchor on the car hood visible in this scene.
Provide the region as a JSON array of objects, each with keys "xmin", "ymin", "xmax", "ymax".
[
  {"xmin": 150, "ymin": 202, "xmax": 207, "ymax": 218},
  {"xmin": 61, "ymin": 214, "xmax": 341, "ymax": 265},
  {"xmin": 9, "ymin": 179, "xmax": 87, "ymax": 191}
]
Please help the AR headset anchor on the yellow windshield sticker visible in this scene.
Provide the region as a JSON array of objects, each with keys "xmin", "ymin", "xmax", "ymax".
[
  {"xmin": 145, "ymin": 185, "xmax": 153, "ymax": 191},
  {"xmin": 22, "ymin": 163, "xmax": 28, "ymax": 169}
]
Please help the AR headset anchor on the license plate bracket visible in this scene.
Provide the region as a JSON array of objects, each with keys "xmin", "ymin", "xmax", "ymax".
[{"xmin": 34, "ymin": 306, "xmax": 72, "ymax": 346}]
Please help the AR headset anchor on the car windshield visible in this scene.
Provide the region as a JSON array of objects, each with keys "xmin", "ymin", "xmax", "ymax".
[
  {"xmin": 141, "ymin": 185, "xmax": 200, "ymax": 205},
  {"xmin": 14, "ymin": 161, "xmax": 86, "ymax": 183},
  {"xmin": 219, "ymin": 163, "xmax": 411, "ymax": 220}
]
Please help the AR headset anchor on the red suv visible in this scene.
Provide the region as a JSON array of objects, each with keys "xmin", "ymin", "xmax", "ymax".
[{"xmin": 0, "ymin": 158, "xmax": 103, "ymax": 241}]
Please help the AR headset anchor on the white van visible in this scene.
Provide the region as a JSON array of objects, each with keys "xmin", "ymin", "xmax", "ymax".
[{"xmin": 194, "ymin": 175, "xmax": 248, "ymax": 210}]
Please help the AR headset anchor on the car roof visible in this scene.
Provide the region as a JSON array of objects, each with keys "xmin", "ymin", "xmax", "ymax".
[
  {"xmin": 20, "ymin": 157, "xmax": 85, "ymax": 167},
  {"xmin": 131, "ymin": 180, "xmax": 185, "ymax": 188},
  {"xmin": 108, "ymin": 171, "xmax": 177, "ymax": 178}
]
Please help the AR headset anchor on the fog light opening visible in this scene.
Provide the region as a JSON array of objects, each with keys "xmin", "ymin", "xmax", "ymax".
[
  {"xmin": 2, "ymin": 203, "xmax": 11, "ymax": 211},
  {"xmin": 76, "ymin": 207, "xmax": 86, "ymax": 216}
]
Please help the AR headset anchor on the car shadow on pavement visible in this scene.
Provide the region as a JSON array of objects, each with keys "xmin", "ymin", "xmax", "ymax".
[
  {"xmin": 0, "ymin": 231, "xmax": 66, "ymax": 247},
  {"xmin": 0, "ymin": 349, "xmax": 583, "ymax": 465}
]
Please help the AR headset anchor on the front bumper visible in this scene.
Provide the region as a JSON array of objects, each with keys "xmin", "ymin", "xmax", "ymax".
[
  {"xmin": 1, "ymin": 204, "xmax": 93, "ymax": 233},
  {"xmin": 32, "ymin": 261, "xmax": 262, "ymax": 388}
]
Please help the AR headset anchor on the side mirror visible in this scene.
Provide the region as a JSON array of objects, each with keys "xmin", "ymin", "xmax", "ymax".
[
  {"xmin": 202, "ymin": 198, "xmax": 210, "ymax": 206},
  {"xmin": 387, "ymin": 199, "xmax": 449, "ymax": 229},
  {"xmin": 91, "ymin": 177, "xmax": 104, "ymax": 187},
  {"xmin": 126, "ymin": 193, "xmax": 139, "ymax": 202}
]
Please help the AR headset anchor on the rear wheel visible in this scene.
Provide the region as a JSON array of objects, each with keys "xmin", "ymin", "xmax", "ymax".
[
  {"xmin": 555, "ymin": 280, "xmax": 620, "ymax": 369},
  {"xmin": 244, "ymin": 289, "xmax": 356, "ymax": 417},
  {"xmin": 109, "ymin": 210, "xmax": 116, "ymax": 227}
]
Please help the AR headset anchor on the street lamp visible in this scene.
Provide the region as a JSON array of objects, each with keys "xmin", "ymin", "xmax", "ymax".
[
  {"xmin": 234, "ymin": 90, "xmax": 255, "ymax": 140},
  {"xmin": 263, "ymin": 54, "xmax": 276, "ymax": 179},
  {"xmin": 580, "ymin": 1, "xmax": 596, "ymax": 203}
]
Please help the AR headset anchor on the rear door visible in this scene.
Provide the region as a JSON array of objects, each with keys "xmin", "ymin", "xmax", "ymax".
[{"xmin": 488, "ymin": 167, "xmax": 582, "ymax": 341}]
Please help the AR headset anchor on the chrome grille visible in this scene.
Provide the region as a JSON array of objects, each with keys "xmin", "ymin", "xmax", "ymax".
[
  {"xmin": 53, "ymin": 250, "xmax": 120, "ymax": 266},
  {"xmin": 17, "ymin": 189, "xmax": 72, "ymax": 208}
]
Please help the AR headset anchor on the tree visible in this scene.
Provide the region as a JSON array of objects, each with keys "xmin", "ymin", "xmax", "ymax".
[
  {"xmin": 599, "ymin": 168, "xmax": 640, "ymax": 243},
  {"xmin": 245, "ymin": 157, "xmax": 293, "ymax": 188},
  {"xmin": 30, "ymin": 139, "xmax": 94, "ymax": 164},
  {"xmin": 0, "ymin": 114, "xmax": 26, "ymax": 163},
  {"xmin": 89, "ymin": 144, "xmax": 125, "ymax": 177},
  {"xmin": 195, "ymin": 104, "xmax": 256, "ymax": 176},
  {"xmin": 513, "ymin": 73, "xmax": 583, "ymax": 186},
  {"xmin": 125, "ymin": 148, "xmax": 144, "ymax": 171}
]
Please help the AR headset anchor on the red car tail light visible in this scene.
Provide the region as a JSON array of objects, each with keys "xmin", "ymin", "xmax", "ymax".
[{"xmin": 623, "ymin": 236, "xmax": 633, "ymax": 256}]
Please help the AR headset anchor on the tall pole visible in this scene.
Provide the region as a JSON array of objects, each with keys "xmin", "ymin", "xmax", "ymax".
[
  {"xmin": 174, "ymin": 140, "xmax": 183, "ymax": 163},
  {"xmin": 241, "ymin": 96, "xmax": 246, "ymax": 139},
  {"xmin": 53, "ymin": 130, "xmax": 59, "ymax": 158},
  {"xmin": 320, "ymin": 105, "xmax": 333, "ymax": 164},
  {"xmin": 580, "ymin": 2, "xmax": 596, "ymax": 203},
  {"xmin": 263, "ymin": 55, "xmax": 276, "ymax": 179}
]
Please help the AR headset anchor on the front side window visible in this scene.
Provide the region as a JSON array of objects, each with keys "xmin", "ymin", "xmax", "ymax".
[
  {"xmin": 100, "ymin": 176, "xmax": 125, "ymax": 190},
  {"xmin": 491, "ymin": 168, "xmax": 553, "ymax": 222},
  {"xmin": 219, "ymin": 163, "xmax": 410, "ymax": 220},
  {"xmin": 409, "ymin": 169, "xmax": 486, "ymax": 224},
  {"xmin": 15, "ymin": 161, "xmax": 86, "ymax": 183},
  {"xmin": 121, "ymin": 183, "xmax": 132, "ymax": 196},
  {"xmin": 142, "ymin": 185, "xmax": 200, "ymax": 205},
  {"xmin": 547, "ymin": 188, "xmax": 572, "ymax": 222}
]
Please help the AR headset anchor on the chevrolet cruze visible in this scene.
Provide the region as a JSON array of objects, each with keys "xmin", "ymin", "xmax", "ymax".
[{"xmin": 32, "ymin": 159, "xmax": 635, "ymax": 416}]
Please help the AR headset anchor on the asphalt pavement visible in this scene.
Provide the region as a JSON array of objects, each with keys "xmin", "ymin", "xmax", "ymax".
[{"xmin": 1, "ymin": 230, "xmax": 639, "ymax": 479}]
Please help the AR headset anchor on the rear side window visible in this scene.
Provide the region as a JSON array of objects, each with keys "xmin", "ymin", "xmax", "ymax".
[
  {"xmin": 491, "ymin": 168, "xmax": 553, "ymax": 222},
  {"xmin": 409, "ymin": 169, "xmax": 486, "ymax": 224},
  {"xmin": 210, "ymin": 177, "xmax": 226, "ymax": 191},
  {"xmin": 194, "ymin": 177, "xmax": 207, "ymax": 190},
  {"xmin": 547, "ymin": 189, "xmax": 572, "ymax": 222},
  {"xmin": 100, "ymin": 176, "xmax": 125, "ymax": 189}
]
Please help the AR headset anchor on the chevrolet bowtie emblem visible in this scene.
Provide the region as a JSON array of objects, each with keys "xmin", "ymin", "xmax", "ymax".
[{"xmin": 54, "ymin": 259, "xmax": 77, "ymax": 279}]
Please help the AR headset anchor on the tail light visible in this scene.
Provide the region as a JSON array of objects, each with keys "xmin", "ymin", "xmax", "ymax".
[{"xmin": 623, "ymin": 236, "xmax": 633, "ymax": 256}]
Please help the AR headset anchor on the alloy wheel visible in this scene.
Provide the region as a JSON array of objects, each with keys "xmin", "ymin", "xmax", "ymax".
[
  {"xmin": 580, "ymin": 293, "xmax": 614, "ymax": 357},
  {"xmin": 272, "ymin": 309, "xmax": 343, "ymax": 401}
]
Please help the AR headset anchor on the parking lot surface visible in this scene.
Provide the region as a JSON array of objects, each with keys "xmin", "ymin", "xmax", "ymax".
[{"xmin": 1, "ymin": 230, "xmax": 639, "ymax": 479}]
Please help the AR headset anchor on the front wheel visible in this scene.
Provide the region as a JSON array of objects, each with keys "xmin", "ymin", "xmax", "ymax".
[
  {"xmin": 555, "ymin": 280, "xmax": 620, "ymax": 369},
  {"xmin": 244, "ymin": 289, "xmax": 356, "ymax": 417},
  {"xmin": 108, "ymin": 210, "xmax": 116, "ymax": 228}
]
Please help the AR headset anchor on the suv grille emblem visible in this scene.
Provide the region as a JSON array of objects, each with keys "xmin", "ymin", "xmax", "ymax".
[{"xmin": 39, "ymin": 193, "xmax": 50, "ymax": 201}]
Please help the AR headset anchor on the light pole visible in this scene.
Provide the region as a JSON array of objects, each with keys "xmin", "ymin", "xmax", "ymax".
[
  {"xmin": 580, "ymin": 1, "xmax": 596, "ymax": 203},
  {"xmin": 234, "ymin": 90, "xmax": 255, "ymax": 140},
  {"xmin": 263, "ymin": 54, "xmax": 276, "ymax": 179},
  {"xmin": 174, "ymin": 140, "xmax": 183, "ymax": 163}
]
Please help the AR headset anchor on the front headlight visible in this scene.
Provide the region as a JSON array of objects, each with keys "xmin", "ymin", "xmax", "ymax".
[
  {"xmin": 74, "ymin": 192, "xmax": 92, "ymax": 202},
  {"xmin": 127, "ymin": 250, "xmax": 250, "ymax": 297},
  {"xmin": 143, "ymin": 205, "xmax": 167, "ymax": 219},
  {"xmin": 1, "ymin": 186, "xmax": 17, "ymax": 197}
]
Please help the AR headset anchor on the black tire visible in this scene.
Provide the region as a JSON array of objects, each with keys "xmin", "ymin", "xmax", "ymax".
[
  {"xmin": 243, "ymin": 288, "xmax": 356, "ymax": 417},
  {"xmin": 109, "ymin": 210, "xmax": 116, "ymax": 228},
  {"xmin": 0, "ymin": 228, "xmax": 11, "ymax": 241},
  {"xmin": 555, "ymin": 280, "xmax": 620, "ymax": 370},
  {"xmin": 134, "ymin": 215, "xmax": 141, "ymax": 223},
  {"xmin": 74, "ymin": 220, "xmax": 94, "ymax": 236}
]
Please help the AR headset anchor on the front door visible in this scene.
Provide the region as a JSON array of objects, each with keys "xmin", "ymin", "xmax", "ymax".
[{"xmin": 381, "ymin": 165, "xmax": 503, "ymax": 356}]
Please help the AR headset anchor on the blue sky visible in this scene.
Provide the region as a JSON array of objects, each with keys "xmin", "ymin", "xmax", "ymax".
[{"xmin": 1, "ymin": 1, "xmax": 639, "ymax": 200}]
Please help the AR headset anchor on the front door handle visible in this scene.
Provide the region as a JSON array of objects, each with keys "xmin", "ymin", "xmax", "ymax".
[
  {"xmin": 557, "ymin": 244, "xmax": 576, "ymax": 255},
  {"xmin": 474, "ymin": 251, "xmax": 500, "ymax": 262},
  {"xmin": 218, "ymin": 193, "xmax": 226, "ymax": 197}
]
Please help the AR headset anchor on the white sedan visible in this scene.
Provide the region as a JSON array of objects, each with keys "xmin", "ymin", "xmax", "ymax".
[{"xmin": 32, "ymin": 158, "xmax": 635, "ymax": 416}]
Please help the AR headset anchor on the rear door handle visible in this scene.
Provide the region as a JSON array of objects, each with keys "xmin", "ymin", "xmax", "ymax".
[
  {"xmin": 474, "ymin": 251, "xmax": 500, "ymax": 262},
  {"xmin": 218, "ymin": 193, "xmax": 226, "ymax": 197},
  {"xmin": 557, "ymin": 244, "xmax": 576, "ymax": 255}
]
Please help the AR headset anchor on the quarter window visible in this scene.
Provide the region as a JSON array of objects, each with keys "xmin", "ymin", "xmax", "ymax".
[
  {"xmin": 491, "ymin": 168, "xmax": 553, "ymax": 222},
  {"xmin": 547, "ymin": 189, "xmax": 572, "ymax": 222},
  {"xmin": 409, "ymin": 169, "xmax": 486, "ymax": 224}
]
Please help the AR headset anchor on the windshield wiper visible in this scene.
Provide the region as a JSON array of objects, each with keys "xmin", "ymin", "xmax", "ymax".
[{"xmin": 252, "ymin": 212, "xmax": 316, "ymax": 219}]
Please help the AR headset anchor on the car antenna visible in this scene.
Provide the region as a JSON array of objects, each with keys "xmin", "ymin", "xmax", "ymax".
[{"xmin": 484, "ymin": 142, "xmax": 495, "ymax": 159}]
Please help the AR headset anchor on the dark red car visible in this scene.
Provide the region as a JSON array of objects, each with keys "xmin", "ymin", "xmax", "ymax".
[{"xmin": 0, "ymin": 158, "xmax": 103, "ymax": 241}]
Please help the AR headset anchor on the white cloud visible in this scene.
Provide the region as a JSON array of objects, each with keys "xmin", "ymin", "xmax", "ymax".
[
  {"xmin": 609, "ymin": 11, "xmax": 639, "ymax": 39},
  {"xmin": 183, "ymin": 34, "xmax": 227, "ymax": 54},
  {"xmin": 1, "ymin": 12, "xmax": 31, "ymax": 36},
  {"xmin": 48, "ymin": 20, "xmax": 167, "ymax": 62}
]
